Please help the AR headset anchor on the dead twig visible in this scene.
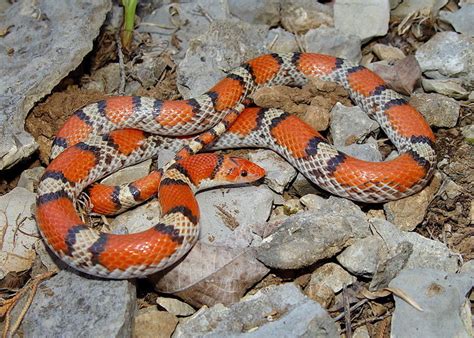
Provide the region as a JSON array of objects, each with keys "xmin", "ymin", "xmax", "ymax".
[
  {"xmin": 115, "ymin": 31, "xmax": 126, "ymax": 95},
  {"xmin": 342, "ymin": 286, "xmax": 353, "ymax": 338}
]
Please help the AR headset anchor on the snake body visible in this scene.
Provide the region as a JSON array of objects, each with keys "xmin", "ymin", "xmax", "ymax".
[{"xmin": 36, "ymin": 53, "xmax": 436, "ymax": 278}]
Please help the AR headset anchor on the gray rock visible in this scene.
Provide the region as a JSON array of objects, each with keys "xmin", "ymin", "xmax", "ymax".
[
  {"xmin": 409, "ymin": 92, "xmax": 460, "ymax": 128},
  {"xmin": 308, "ymin": 263, "xmax": 356, "ymax": 294},
  {"xmin": 22, "ymin": 270, "xmax": 136, "ymax": 337},
  {"xmin": 228, "ymin": 0, "xmax": 280, "ymax": 26},
  {"xmin": 256, "ymin": 200, "xmax": 370, "ymax": 269},
  {"xmin": 391, "ymin": 0, "xmax": 448, "ymax": 18},
  {"xmin": 17, "ymin": 166, "xmax": 45, "ymax": 192},
  {"xmin": 389, "ymin": 268, "xmax": 474, "ymax": 338},
  {"xmin": 460, "ymin": 260, "xmax": 474, "ymax": 273},
  {"xmin": 280, "ymin": 0, "xmax": 334, "ymax": 34},
  {"xmin": 0, "ymin": 187, "xmax": 38, "ymax": 278},
  {"xmin": 421, "ymin": 78, "xmax": 470, "ymax": 99},
  {"xmin": 461, "ymin": 124, "xmax": 474, "ymax": 143},
  {"xmin": 415, "ymin": 32, "xmax": 474, "ymax": 89},
  {"xmin": 330, "ymin": 102, "xmax": 379, "ymax": 147},
  {"xmin": 265, "ymin": 28, "xmax": 299, "ymax": 53},
  {"xmin": 373, "ymin": 219, "xmax": 459, "ymax": 272},
  {"xmin": 248, "ymin": 150, "xmax": 297, "ymax": 193},
  {"xmin": 440, "ymin": 5, "xmax": 474, "ymax": 36},
  {"xmin": 0, "ymin": 0, "xmax": 111, "ymax": 170},
  {"xmin": 197, "ymin": 185, "xmax": 274, "ymax": 246},
  {"xmin": 137, "ymin": 1, "xmax": 230, "ymax": 61},
  {"xmin": 334, "ymin": 0, "xmax": 389, "ymax": 42},
  {"xmin": 337, "ymin": 236, "xmax": 382, "ymax": 277},
  {"xmin": 177, "ymin": 20, "xmax": 269, "ymax": 99},
  {"xmin": 291, "ymin": 173, "xmax": 324, "ymax": 197},
  {"xmin": 304, "ymin": 27, "xmax": 362, "ymax": 63},
  {"xmin": 173, "ymin": 283, "xmax": 339, "ymax": 337},
  {"xmin": 81, "ymin": 63, "xmax": 121, "ymax": 94},
  {"xmin": 101, "ymin": 159, "xmax": 152, "ymax": 186},
  {"xmin": 337, "ymin": 141, "xmax": 383, "ymax": 162},
  {"xmin": 156, "ymin": 297, "xmax": 195, "ymax": 317},
  {"xmin": 338, "ymin": 219, "xmax": 460, "ymax": 277}
]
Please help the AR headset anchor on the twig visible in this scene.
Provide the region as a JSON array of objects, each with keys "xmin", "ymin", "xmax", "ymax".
[
  {"xmin": 333, "ymin": 299, "xmax": 368, "ymax": 321},
  {"xmin": 115, "ymin": 31, "xmax": 126, "ymax": 95},
  {"xmin": 343, "ymin": 286, "xmax": 353, "ymax": 338}
]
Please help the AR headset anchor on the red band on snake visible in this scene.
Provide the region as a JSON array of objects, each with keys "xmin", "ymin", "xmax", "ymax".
[{"xmin": 36, "ymin": 53, "xmax": 436, "ymax": 278}]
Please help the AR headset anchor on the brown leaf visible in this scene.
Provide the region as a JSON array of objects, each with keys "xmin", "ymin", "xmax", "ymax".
[
  {"xmin": 149, "ymin": 243, "xmax": 269, "ymax": 308},
  {"xmin": 360, "ymin": 287, "xmax": 424, "ymax": 311}
]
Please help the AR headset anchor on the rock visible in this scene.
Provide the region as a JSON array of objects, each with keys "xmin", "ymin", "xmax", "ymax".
[
  {"xmin": 128, "ymin": 54, "xmax": 168, "ymax": 90},
  {"xmin": 101, "ymin": 159, "xmax": 152, "ymax": 186},
  {"xmin": 248, "ymin": 150, "xmax": 297, "ymax": 193},
  {"xmin": 17, "ymin": 166, "xmax": 45, "ymax": 192},
  {"xmin": 177, "ymin": 20, "xmax": 269, "ymax": 99},
  {"xmin": 173, "ymin": 283, "xmax": 339, "ymax": 337},
  {"xmin": 299, "ymin": 195, "xmax": 370, "ymax": 239},
  {"xmin": 133, "ymin": 308, "xmax": 178, "ymax": 338},
  {"xmin": 291, "ymin": 173, "xmax": 324, "ymax": 197},
  {"xmin": 265, "ymin": 28, "xmax": 298, "ymax": 53},
  {"xmin": 228, "ymin": 0, "xmax": 280, "ymax": 26},
  {"xmin": 369, "ymin": 55, "xmax": 422, "ymax": 95},
  {"xmin": 82, "ymin": 63, "xmax": 121, "ymax": 93},
  {"xmin": 338, "ymin": 219, "xmax": 460, "ymax": 276},
  {"xmin": 337, "ymin": 236, "xmax": 381, "ymax": 277},
  {"xmin": 353, "ymin": 326, "xmax": 371, "ymax": 338},
  {"xmin": 372, "ymin": 43, "xmax": 405, "ymax": 61},
  {"xmin": 22, "ymin": 270, "xmax": 136, "ymax": 337},
  {"xmin": 384, "ymin": 171, "xmax": 442, "ymax": 231},
  {"xmin": 337, "ymin": 141, "xmax": 383, "ymax": 162},
  {"xmin": 461, "ymin": 124, "xmax": 474, "ymax": 144},
  {"xmin": 389, "ymin": 268, "xmax": 474, "ymax": 338},
  {"xmin": 0, "ymin": 187, "xmax": 38, "ymax": 279},
  {"xmin": 0, "ymin": 0, "xmax": 111, "ymax": 170},
  {"xmin": 409, "ymin": 93, "xmax": 460, "ymax": 128},
  {"xmin": 256, "ymin": 198, "xmax": 370, "ymax": 269},
  {"xmin": 156, "ymin": 297, "xmax": 195, "ymax": 317},
  {"xmin": 308, "ymin": 263, "xmax": 356, "ymax": 294},
  {"xmin": 137, "ymin": 1, "xmax": 230, "ymax": 61},
  {"xmin": 301, "ymin": 104, "xmax": 331, "ymax": 131},
  {"xmin": 421, "ymin": 78, "xmax": 470, "ymax": 99},
  {"xmin": 197, "ymin": 185, "xmax": 274, "ymax": 246},
  {"xmin": 304, "ymin": 27, "xmax": 362, "ymax": 63},
  {"xmin": 281, "ymin": 0, "xmax": 333, "ymax": 34},
  {"xmin": 334, "ymin": 0, "xmax": 389, "ymax": 42},
  {"xmin": 376, "ymin": 219, "xmax": 459, "ymax": 271},
  {"xmin": 439, "ymin": 177, "xmax": 463, "ymax": 200},
  {"xmin": 112, "ymin": 183, "xmax": 274, "ymax": 247},
  {"xmin": 415, "ymin": 32, "xmax": 474, "ymax": 89},
  {"xmin": 111, "ymin": 199, "xmax": 161, "ymax": 234},
  {"xmin": 460, "ymin": 260, "xmax": 474, "ymax": 273},
  {"xmin": 440, "ymin": 4, "xmax": 474, "ymax": 36},
  {"xmin": 391, "ymin": 0, "xmax": 449, "ymax": 18},
  {"xmin": 283, "ymin": 198, "xmax": 304, "ymax": 215},
  {"xmin": 304, "ymin": 283, "xmax": 335, "ymax": 309},
  {"xmin": 330, "ymin": 102, "xmax": 379, "ymax": 146}
]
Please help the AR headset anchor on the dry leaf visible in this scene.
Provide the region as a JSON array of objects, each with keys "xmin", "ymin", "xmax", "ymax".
[
  {"xmin": 150, "ymin": 243, "xmax": 269, "ymax": 307},
  {"xmin": 360, "ymin": 287, "xmax": 424, "ymax": 311}
]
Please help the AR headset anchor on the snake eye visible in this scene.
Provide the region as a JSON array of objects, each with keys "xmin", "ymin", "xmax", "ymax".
[{"xmin": 241, "ymin": 170, "xmax": 248, "ymax": 177}]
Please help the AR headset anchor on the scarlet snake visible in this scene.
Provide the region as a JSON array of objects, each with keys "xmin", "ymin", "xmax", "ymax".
[{"xmin": 36, "ymin": 53, "xmax": 436, "ymax": 278}]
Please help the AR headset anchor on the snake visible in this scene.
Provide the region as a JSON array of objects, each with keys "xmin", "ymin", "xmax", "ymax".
[{"xmin": 36, "ymin": 53, "xmax": 436, "ymax": 278}]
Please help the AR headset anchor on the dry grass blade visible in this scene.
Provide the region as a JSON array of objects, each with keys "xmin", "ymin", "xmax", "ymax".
[
  {"xmin": 1, "ymin": 270, "xmax": 57, "ymax": 338},
  {"xmin": 360, "ymin": 287, "xmax": 424, "ymax": 312}
]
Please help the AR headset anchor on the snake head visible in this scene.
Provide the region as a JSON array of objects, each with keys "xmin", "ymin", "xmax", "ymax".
[{"xmin": 217, "ymin": 156, "xmax": 265, "ymax": 184}]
